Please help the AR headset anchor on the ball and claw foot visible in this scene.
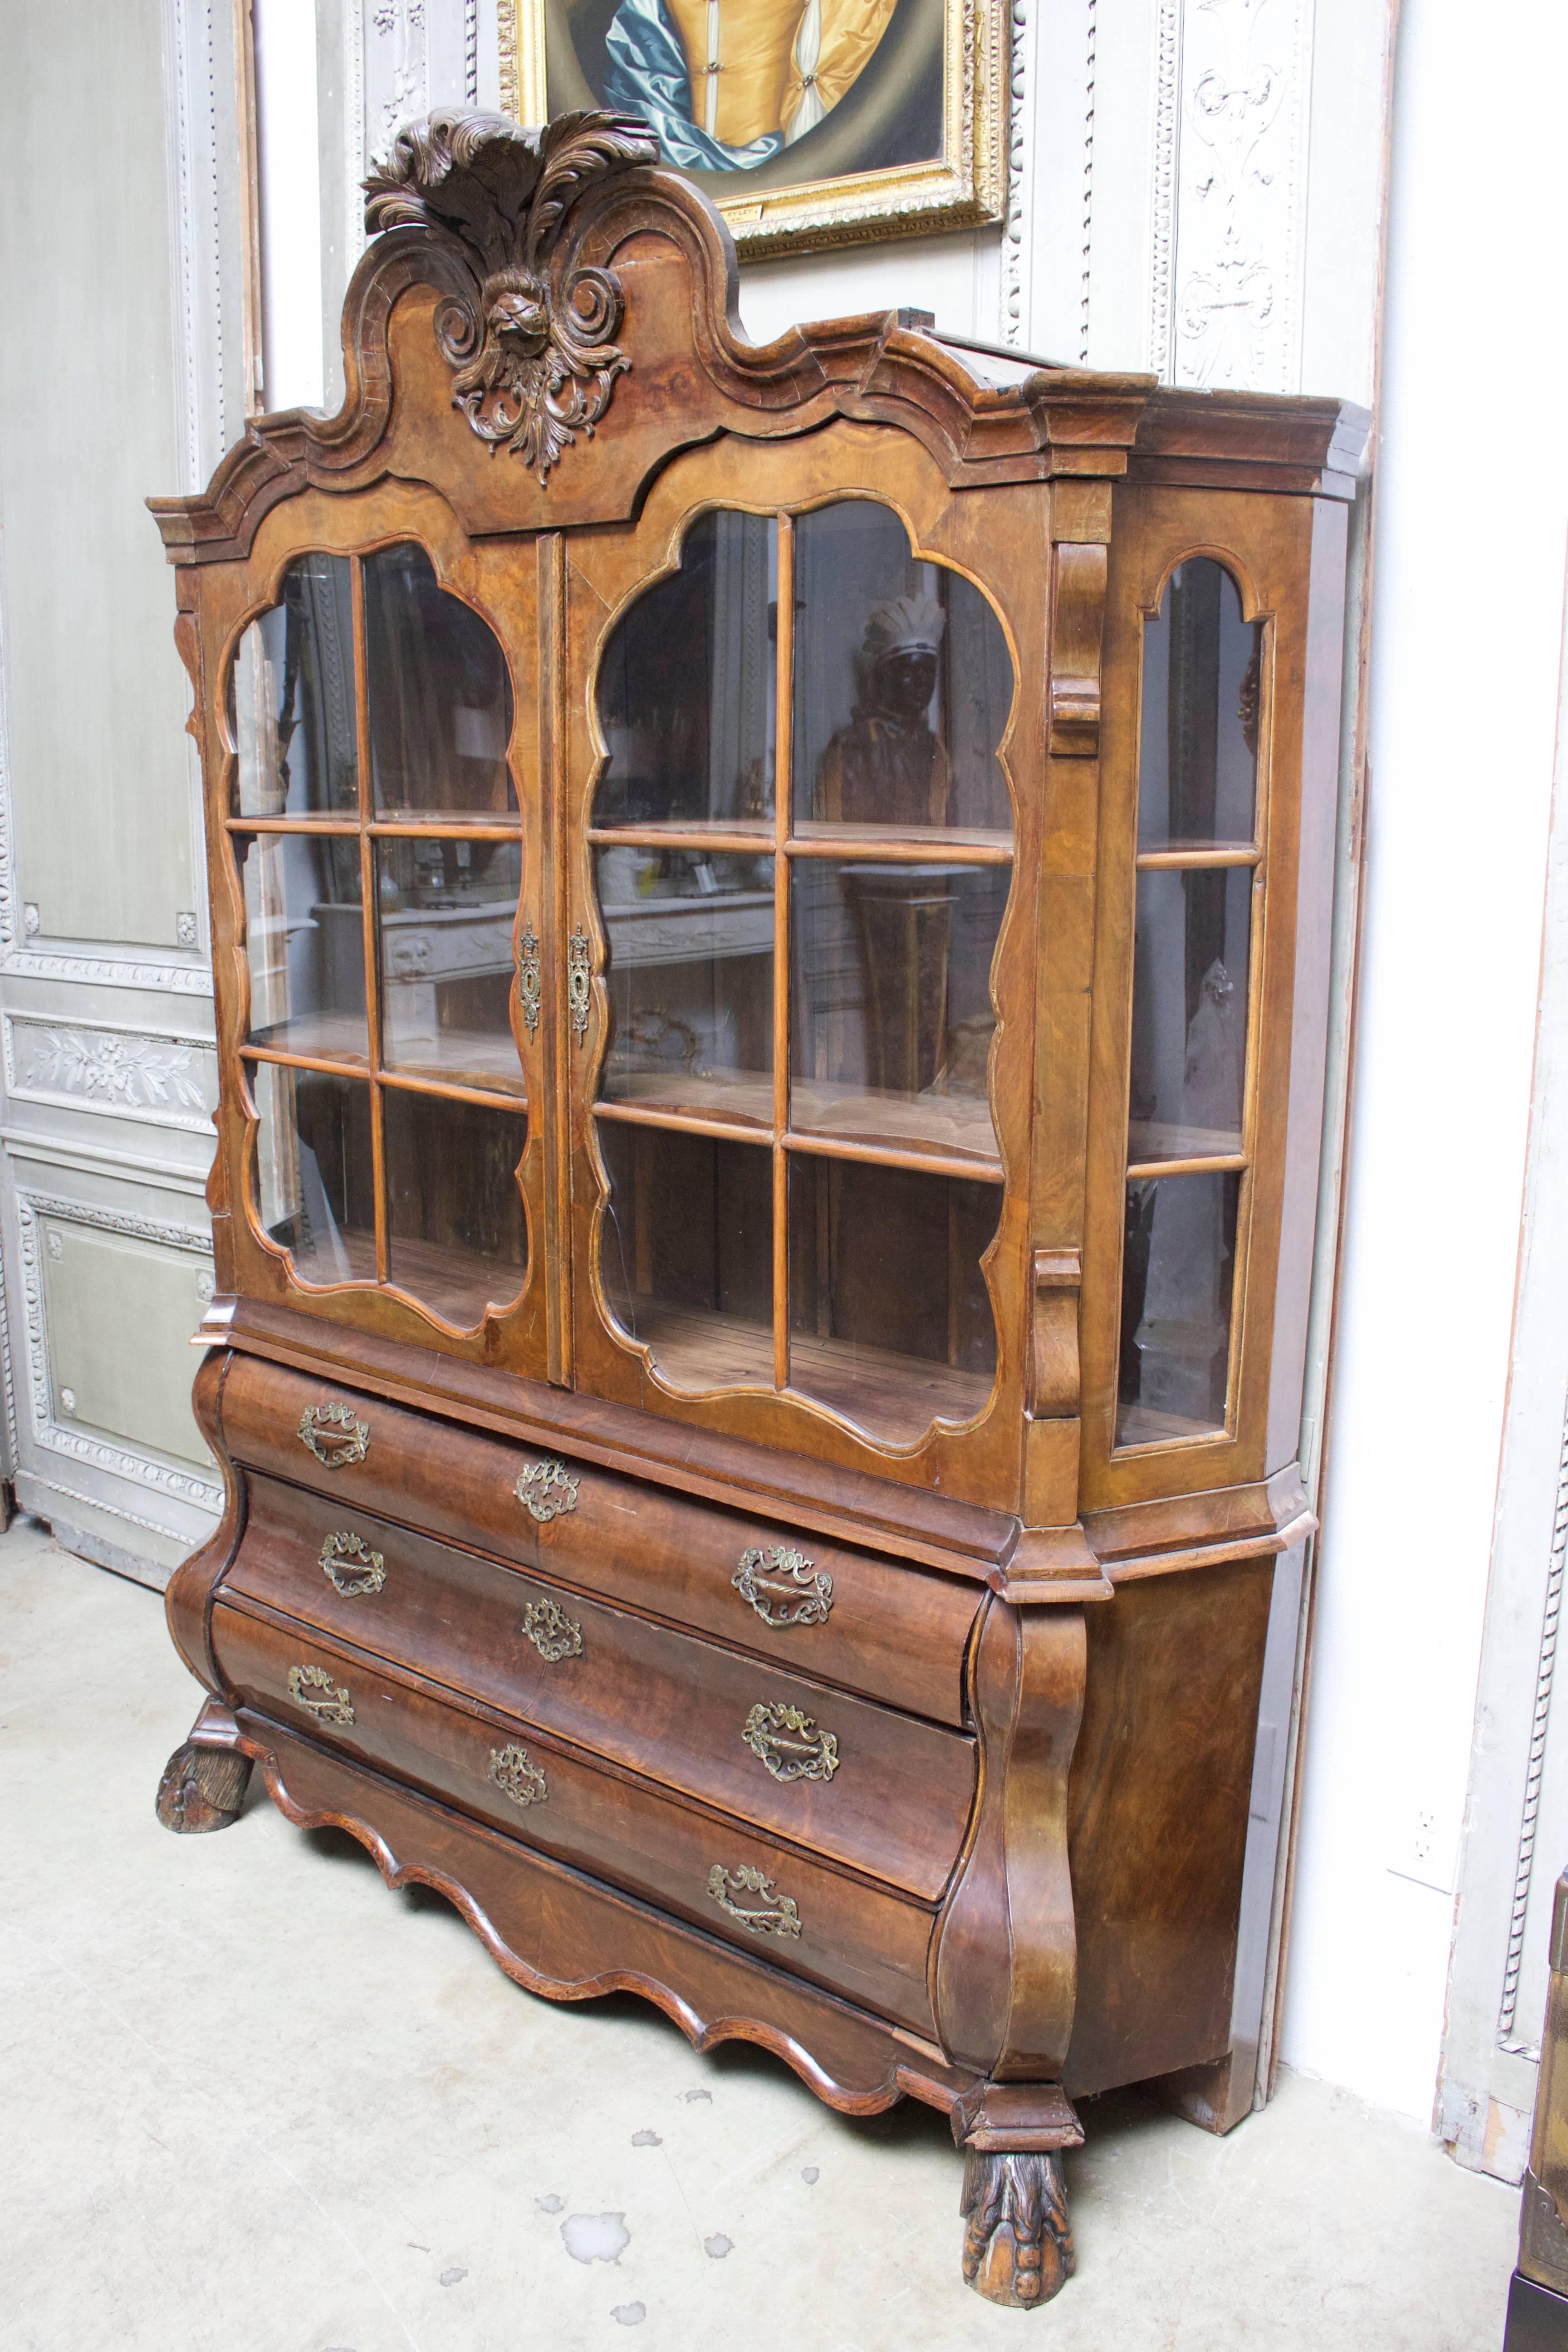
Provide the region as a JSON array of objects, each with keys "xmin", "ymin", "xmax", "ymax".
[
  {"xmin": 156, "ymin": 1741, "xmax": 252, "ymax": 1833},
  {"xmin": 960, "ymin": 2147, "xmax": 1074, "ymax": 2309}
]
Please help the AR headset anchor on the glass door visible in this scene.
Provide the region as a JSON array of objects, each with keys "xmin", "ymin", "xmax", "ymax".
[
  {"xmin": 580, "ymin": 498, "xmax": 1017, "ymax": 1448},
  {"xmin": 227, "ymin": 542, "xmax": 539, "ymax": 1341}
]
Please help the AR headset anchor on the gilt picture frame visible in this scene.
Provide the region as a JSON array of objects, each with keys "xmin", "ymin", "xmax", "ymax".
[{"xmin": 497, "ymin": 0, "xmax": 1005, "ymax": 261}]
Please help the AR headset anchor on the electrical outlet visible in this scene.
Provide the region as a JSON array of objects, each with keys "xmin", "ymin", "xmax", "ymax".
[{"xmin": 1388, "ymin": 1788, "xmax": 1462, "ymax": 1894}]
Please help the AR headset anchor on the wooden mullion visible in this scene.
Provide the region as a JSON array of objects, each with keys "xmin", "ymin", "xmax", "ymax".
[
  {"xmin": 378, "ymin": 1068, "xmax": 529, "ymax": 1115},
  {"xmin": 349, "ymin": 555, "xmax": 389, "ymax": 1283},
  {"xmin": 772, "ymin": 513, "xmax": 793, "ymax": 1391},
  {"xmin": 1134, "ymin": 845, "xmax": 1260, "ymax": 871},
  {"xmin": 224, "ymin": 815, "xmax": 360, "ymax": 835},
  {"xmin": 539, "ymin": 530, "xmax": 573, "ymax": 1387},
  {"xmin": 1125, "ymin": 1152, "xmax": 1249, "ymax": 1182},
  {"xmin": 782, "ymin": 1131, "xmax": 1004, "ymax": 1187}
]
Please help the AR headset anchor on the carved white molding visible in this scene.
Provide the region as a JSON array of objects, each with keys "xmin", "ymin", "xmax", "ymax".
[
  {"xmin": 1495, "ymin": 1412, "xmax": 1568, "ymax": 2062},
  {"xmin": 1000, "ymin": 0, "xmax": 1029, "ymax": 347},
  {"xmin": 1079, "ymin": 0, "xmax": 1096, "ymax": 364},
  {"xmin": 1149, "ymin": 0, "xmax": 1314, "ymax": 392},
  {"xmin": 15, "ymin": 1190, "xmax": 221, "ymax": 1514},
  {"xmin": 367, "ymin": 0, "xmax": 432, "ymax": 166},
  {"xmin": 164, "ymin": 0, "xmax": 228, "ymax": 491},
  {"xmin": 4, "ymin": 1017, "xmax": 218, "ymax": 1132}
]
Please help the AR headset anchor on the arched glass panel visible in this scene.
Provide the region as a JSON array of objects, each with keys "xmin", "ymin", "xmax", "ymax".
[{"xmin": 1117, "ymin": 556, "xmax": 1260, "ymax": 1449}]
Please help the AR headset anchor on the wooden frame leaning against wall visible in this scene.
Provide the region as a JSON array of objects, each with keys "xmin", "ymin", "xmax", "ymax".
[{"xmin": 147, "ymin": 110, "xmax": 1367, "ymax": 2307}]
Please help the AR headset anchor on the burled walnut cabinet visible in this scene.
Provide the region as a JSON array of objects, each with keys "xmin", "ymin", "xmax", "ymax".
[{"xmin": 150, "ymin": 113, "xmax": 1366, "ymax": 2306}]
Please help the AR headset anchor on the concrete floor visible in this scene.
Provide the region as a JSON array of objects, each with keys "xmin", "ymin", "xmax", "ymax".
[{"xmin": 2, "ymin": 1519, "xmax": 1520, "ymax": 2352}]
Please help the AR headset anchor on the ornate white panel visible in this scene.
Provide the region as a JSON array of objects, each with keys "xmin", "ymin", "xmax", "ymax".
[
  {"xmin": 1149, "ymin": 0, "xmax": 1315, "ymax": 392},
  {"xmin": 4, "ymin": 1016, "xmax": 217, "ymax": 1132}
]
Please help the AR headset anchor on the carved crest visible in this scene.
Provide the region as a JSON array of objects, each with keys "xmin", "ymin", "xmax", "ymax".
[{"xmin": 363, "ymin": 109, "xmax": 659, "ymax": 485}]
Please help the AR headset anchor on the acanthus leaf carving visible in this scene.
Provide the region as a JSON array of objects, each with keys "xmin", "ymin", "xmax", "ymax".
[{"xmin": 363, "ymin": 108, "xmax": 659, "ymax": 485}]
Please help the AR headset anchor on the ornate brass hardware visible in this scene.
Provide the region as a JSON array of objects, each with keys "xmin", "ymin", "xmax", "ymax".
[
  {"xmin": 741, "ymin": 1701, "xmax": 840, "ymax": 1784},
  {"xmin": 706, "ymin": 1862, "xmax": 802, "ymax": 1940},
  {"xmin": 518, "ymin": 921, "xmax": 541, "ymax": 1039},
  {"xmin": 520, "ymin": 1594, "xmax": 583, "ymax": 1662},
  {"xmin": 297, "ymin": 1400, "xmax": 369, "ymax": 1469},
  {"xmin": 287, "ymin": 1664, "xmax": 356, "ymax": 1725},
  {"xmin": 515, "ymin": 1457, "xmax": 580, "ymax": 1523},
  {"xmin": 318, "ymin": 1531, "xmax": 386, "ymax": 1597},
  {"xmin": 732, "ymin": 1546, "xmax": 834, "ymax": 1628},
  {"xmin": 568, "ymin": 926, "xmax": 590, "ymax": 1042},
  {"xmin": 489, "ymin": 1744, "xmax": 549, "ymax": 1808}
]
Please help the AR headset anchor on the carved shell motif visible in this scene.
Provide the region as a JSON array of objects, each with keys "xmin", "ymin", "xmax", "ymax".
[{"xmin": 363, "ymin": 109, "xmax": 660, "ymax": 486}]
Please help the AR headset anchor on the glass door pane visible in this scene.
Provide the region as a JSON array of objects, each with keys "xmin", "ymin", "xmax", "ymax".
[
  {"xmin": 252, "ymin": 1062, "xmax": 377, "ymax": 1288},
  {"xmin": 587, "ymin": 497, "xmax": 1016, "ymax": 1446},
  {"xmin": 383, "ymin": 1089, "xmax": 528, "ymax": 1329},
  {"xmin": 365, "ymin": 544, "xmax": 516, "ymax": 819},
  {"xmin": 376, "ymin": 836, "xmax": 525, "ymax": 1098}
]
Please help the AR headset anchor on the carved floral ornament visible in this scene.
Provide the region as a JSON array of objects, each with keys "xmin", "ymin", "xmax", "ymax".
[{"xmin": 363, "ymin": 109, "xmax": 659, "ymax": 485}]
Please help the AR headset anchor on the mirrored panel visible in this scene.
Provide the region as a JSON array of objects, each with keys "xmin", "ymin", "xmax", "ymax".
[
  {"xmin": 793, "ymin": 502, "xmax": 1013, "ymax": 840},
  {"xmin": 595, "ymin": 511, "xmax": 776, "ymax": 832},
  {"xmin": 365, "ymin": 544, "xmax": 516, "ymax": 819},
  {"xmin": 238, "ymin": 831, "xmax": 368, "ymax": 1063},
  {"xmin": 1128, "ymin": 867, "xmax": 1251, "ymax": 1164},
  {"xmin": 598, "ymin": 849, "xmax": 774, "ymax": 1127},
  {"xmin": 232, "ymin": 554, "xmax": 358, "ymax": 816},
  {"xmin": 376, "ymin": 837, "xmax": 524, "ymax": 1098},
  {"xmin": 383, "ymin": 1089, "xmax": 528, "ymax": 1327},
  {"xmin": 1138, "ymin": 559, "xmax": 1261, "ymax": 851},
  {"xmin": 252, "ymin": 1062, "xmax": 376, "ymax": 1286},
  {"xmin": 786, "ymin": 1157, "xmax": 999, "ymax": 1441},
  {"xmin": 790, "ymin": 860, "xmax": 1004, "ymax": 1166},
  {"xmin": 598, "ymin": 1123, "xmax": 772, "ymax": 1389},
  {"xmin": 1117, "ymin": 1170, "xmax": 1241, "ymax": 1446}
]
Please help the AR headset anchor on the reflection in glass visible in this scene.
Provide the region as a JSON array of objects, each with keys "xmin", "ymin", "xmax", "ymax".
[
  {"xmin": 1117, "ymin": 1171, "xmax": 1240, "ymax": 1446},
  {"xmin": 1138, "ymin": 559, "xmax": 1260, "ymax": 850},
  {"xmin": 793, "ymin": 502, "xmax": 1013, "ymax": 838},
  {"xmin": 232, "ymin": 555, "xmax": 358, "ymax": 816},
  {"xmin": 598, "ymin": 1123, "xmax": 772, "ymax": 1388},
  {"xmin": 382, "ymin": 1089, "xmax": 528, "ymax": 1327},
  {"xmin": 787, "ymin": 1158, "xmax": 999, "ymax": 1441},
  {"xmin": 376, "ymin": 838, "xmax": 524, "ymax": 1097},
  {"xmin": 252, "ymin": 1062, "xmax": 376, "ymax": 1286},
  {"xmin": 595, "ymin": 511, "xmax": 776, "ymax": 830},
  {"xmin": 365, "ymin": 544, "xmax": 515, "ymax": 818},
  {"xmin": 1128, "ymin": 867, "xmax": 1251, "ymax": 1163},
  {"xmin": 598, "ymin": 851, "xmax": 774, "ymax": 1126},
  {"xmin": 239, "ymin": 832, "xmax": 368, "ymax": 1062},
  {"xmin": 790, "ymin": 861, "xmax": 1004, "ymax": 1164}
]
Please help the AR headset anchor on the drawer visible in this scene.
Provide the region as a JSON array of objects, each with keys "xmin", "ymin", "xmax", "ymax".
[
  {"xmin": 212, "ymin": 1600, "xmax": 938, "ymax": 2038},
  {"xmin": 225, "ymin": 1476, "xmax": 975, "ymax": 1901},
  {"xmin": 221, "ymin": 1354, "xmax": 980, "ymax": 1726}
]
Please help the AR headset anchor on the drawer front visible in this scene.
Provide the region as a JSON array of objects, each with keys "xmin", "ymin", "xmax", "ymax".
[
  {"xmin": 221, "ymin": 1354, "xmax": 980, "ymax": 1726},
  {"xmin": 225, "ymin": 1476, "xmax": 975, "ymax": 1901},
  {"xmin": 212, "ymin": 1601, "xmax": 938, "ymax": 2036}
]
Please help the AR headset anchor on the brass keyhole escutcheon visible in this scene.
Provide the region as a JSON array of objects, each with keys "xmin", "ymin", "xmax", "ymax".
[
  {"xmin": 489, "ymin": 1744, "xmax": 549, "ymax": 1809},
  {"xmin": 515, "ymin": 1458, "xmax": 580, "ymax": 1523},
  {"xmin": 518, "ymin": 921, "xmax": 542, "ymax": 1039},
  {"xmin": 520, "ymin": 1594, "xmax": 583, "ymax": 1662}
]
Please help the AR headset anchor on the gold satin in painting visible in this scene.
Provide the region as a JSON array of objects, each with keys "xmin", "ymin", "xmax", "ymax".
[{"xmin": 660, "ymin": 0, "xmax": 898, "ymax": 149}]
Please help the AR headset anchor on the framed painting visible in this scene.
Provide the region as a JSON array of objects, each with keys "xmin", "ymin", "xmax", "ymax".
[{"xmin": 497, "ymin": 0, "xmax": 1005, "ymax": 260}]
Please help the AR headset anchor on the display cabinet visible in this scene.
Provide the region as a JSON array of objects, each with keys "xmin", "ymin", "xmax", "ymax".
[{"xmin": 151, "ymin": 110, "xmax": 1367, "ymax": 2307}]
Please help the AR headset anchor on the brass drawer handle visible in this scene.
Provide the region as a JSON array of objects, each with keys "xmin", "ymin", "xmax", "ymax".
[
  {"xmin": 732, "ymin": 1545, "xmax": 833, "ymax": 1628},
  {"xmin": 742, "ymin": 1701, "xmax": 839, "ymax": 1784},
  {"xmin": 318, "ymin": 1531, "xmax": 386, "ymax": 1597},
  {"xmin": 287, "ymin": 1663, "xmax": 355, "ymax": 1725},
  {"xmin": 297, "ymin": 1400, "xmax": 369, "ymax": 1469},
  {"xmin": 706, "ymin": 1862, "xmax": 802, "ymax": 1940},
  {"xmin": 521, "ymin": 1594, "xmax": 583, "ymax": 1662},
  {"xmin": 515, "ymin": 1457, "xmax": 579, "ymax": 1523},
  {"xmin": 489, "ymin": 1743, "xmax": 549, "ymax": 1808}
]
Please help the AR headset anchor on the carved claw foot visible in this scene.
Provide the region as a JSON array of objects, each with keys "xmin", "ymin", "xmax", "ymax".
[
  {"xmin": 960, "ymin": 2147, "xmax": 1074, "ymax": 2309},
  {"xmin": 156, "ymin": 1741, "xmax": 252, "ymax": 1833}
]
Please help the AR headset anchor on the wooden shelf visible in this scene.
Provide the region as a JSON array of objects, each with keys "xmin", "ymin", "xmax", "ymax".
[
  {"xmin": 1126, "ymin": 1120, "xmax": 1244, "ymax": 1170},
  {"xmin": 383, "ymin": 1029, "xmax": 527, "ymax": 1101},
  {"xmin": 594, "ymin": 1071, "xmax": 1000, "ymax": 1175},
  {"xmin": 615, "ymin": 1300, "xmax": 995, "ymax": 1444},
  {"xmin": 246, "ymin": 1016, "xmax": 370, "ymax": 1071},
  {"xmin": 1114, "ymin": 1401, "xmax": 1225, "ymax": 1449}
]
